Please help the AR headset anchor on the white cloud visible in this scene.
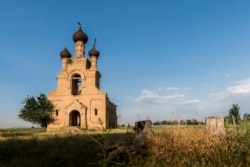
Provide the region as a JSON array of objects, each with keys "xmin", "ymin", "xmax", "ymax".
[
  {"xmin": 134, "ymin": 89, "xmax": 185, "ymax": 104},
  {"xmin": 124, "ymin": 78, "xmax": 250, "ymax": 124},
  {"xmin": 163, "ymin": 93, "xmax": 185, "ymax": 99},
  {"xmin": 202, "ymin": 78, "xmax": 250, "ymax": 118},
  {"xmin": 227, "ymin": 79, "xmax": 250, "ymax": 95},
  {"xmin": 227, "ymin": 85, "xmax": 250, "ymax": 94},
  {"xmin": 183, "ymin": 99, "xmax": 200, "ymax": 104},
  {"xmin": 166, "ymin": 87, "xmax": 180, "ymax": 91},
  {"xmin": 211, "ymin": 78, "xmax": 250, "ymax": 100}
]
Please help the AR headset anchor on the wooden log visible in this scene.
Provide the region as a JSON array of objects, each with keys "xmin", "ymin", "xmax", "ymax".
[{"xmin": 205, "ymin": 117, "xmax": 226, "ymax": 136}]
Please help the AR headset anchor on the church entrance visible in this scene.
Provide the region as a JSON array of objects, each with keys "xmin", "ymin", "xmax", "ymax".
[{"xmin": 69, "ymin": 110, "xmax": 81, "ymax": 126}]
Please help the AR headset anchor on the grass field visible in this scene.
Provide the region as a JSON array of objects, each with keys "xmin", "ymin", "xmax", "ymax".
[{"xmin": 0, "ymin": 124, "xmax": 250, "ymax": 167}]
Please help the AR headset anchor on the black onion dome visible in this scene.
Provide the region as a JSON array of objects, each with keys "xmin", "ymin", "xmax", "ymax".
[
  {"xmin": 60, "ymin": 47, "xmax": 71, "ymax": 58},
  {"xmin": 72, "ymin": 25, "xmax": 88, "ymax": 43},
  {"xmin": 88, "ymin": 39, "xmax": 100, "ymax": 57}
]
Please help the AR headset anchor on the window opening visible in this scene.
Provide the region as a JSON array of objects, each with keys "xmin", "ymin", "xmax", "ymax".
[
  {"xmin": 71, "ymin": 74, "xmax": 82, "ymax": 95},
  {"xmin": 55, "ymin": 109, "xmax": 59, "ymax": 116},
  {"xmin": 94, "ymin": 108, "xmax": 98, "ymax": 116}
]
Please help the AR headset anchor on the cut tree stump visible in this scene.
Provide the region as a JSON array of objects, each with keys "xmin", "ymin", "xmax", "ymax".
[
  {"xmin": 107, "ymin": 120, "xmax": 153, "ymax": 161},
  {"xmin": 205, "ymin": 117, "xmax": 226, "ymax": 136},
  {"xmin": 134, "ymin": 120, "xmax": 153, "ymax": 135}
]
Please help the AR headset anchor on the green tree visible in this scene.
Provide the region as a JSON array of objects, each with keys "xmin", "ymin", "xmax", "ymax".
[
  {"xmin": 153, "ymin": 121, "xmax": 160, "ymax": 125},
  {"xmin": 186, "ymin": 119, "xmax": 192, "ymax": 125},
  {"xmin": 180, "ymin": 120, "xmax": 186, "ymax": 125},
  {"xmin": 18, "ymin": 94, "xmax": 54, "ymax": 127},
  {"xmin": 243, "ymin": 113, "xmax": 250, "ymax": 121},
  {"xmin": 229, "ymin": 104, "xmax": 240, "ymax": 124}
]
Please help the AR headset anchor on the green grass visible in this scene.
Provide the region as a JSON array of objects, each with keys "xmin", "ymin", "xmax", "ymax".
[
  {"xmin": 0, "ymin": 128, "xmax": 134, "ymax": 167},
  {"xmin": 0, "ymin": 125, "xmax": 250, "ymax": 166},
  {"xmin": 0, "ymin": 128, "xmax": 45, "ymax": 138}
]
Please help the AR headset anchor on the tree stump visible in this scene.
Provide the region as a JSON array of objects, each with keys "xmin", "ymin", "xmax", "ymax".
[
  {"xmin": 107, "ymin": 120, "xmax": 153, "ymax": 161},
  {"xmin": 205, "ymin": 117, "xmax": 226, "ymax": 136},
  {"xmin": 134, "ymin": 120, "xmax": 153, "ymax": 135}
]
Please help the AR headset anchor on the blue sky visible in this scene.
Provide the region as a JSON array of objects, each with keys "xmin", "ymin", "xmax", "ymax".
[{"xmin": 0, "ymin": 1, "xmax": 250, "ymax": 128}]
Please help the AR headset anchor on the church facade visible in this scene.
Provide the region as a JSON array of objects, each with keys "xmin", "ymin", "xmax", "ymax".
[{"xmin": 47, "ymin": 24, "xmax": 117, "ymax": 130}]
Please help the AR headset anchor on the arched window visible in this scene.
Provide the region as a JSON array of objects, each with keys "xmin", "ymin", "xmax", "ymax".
[
  {"xmin": 55, "ymin": 109, "xmax": 59, "ymax": 116},
  {"xmin": 71, "ymin": 74, "xmax": 82, "ymax": 95},
  {"xmin": 94, "ymin": 108, "xmax": 98, "ymax": 116}
]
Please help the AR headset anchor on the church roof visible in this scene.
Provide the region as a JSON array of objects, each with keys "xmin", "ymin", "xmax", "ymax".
[
  {"xmin": 60, "ymin": 47, "xmax": 71, "ymax": 58},
  {"xmin": 88, "ymin": 39, "xmax": 100, "ymax": 58},
  {"xmin": 72, "ymin": 23, "xmax": 88, "ymax": 43}
]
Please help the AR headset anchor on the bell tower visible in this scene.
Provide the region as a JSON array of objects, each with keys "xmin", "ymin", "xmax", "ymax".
[{"xmin": 47, "ymin": 23, "xmax": 117, "ymax": 131}]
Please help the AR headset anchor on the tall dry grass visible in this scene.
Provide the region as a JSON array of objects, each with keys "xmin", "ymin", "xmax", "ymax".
[
  {"xmin": 0, "ymin": 125, "xmax": 250, "ymax": 166},
  {"xmin": 144, "ymin": 126, "xmax": 249, "ymax": 166}
]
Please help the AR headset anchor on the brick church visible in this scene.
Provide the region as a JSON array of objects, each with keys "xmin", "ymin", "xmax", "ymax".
[{"xmin": 47, "ymin": 23, "xmax": 117, "ymax": 130}]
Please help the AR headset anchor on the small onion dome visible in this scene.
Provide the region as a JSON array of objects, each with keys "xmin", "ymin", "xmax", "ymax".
[
  {"xmin": 72, "ymin": 23, "xmax": 88, "ymax": 43},
  {"xmin": 88, "ymin": 39, "xmax": 100, "ymax": 57},
  {"xmin": 60, "ymin": 47, "xmax": 71, "ymax": 58}
]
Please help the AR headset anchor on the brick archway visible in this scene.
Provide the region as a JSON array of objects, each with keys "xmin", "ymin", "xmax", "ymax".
[{"xmin": 69, "ymin": 110, "xmax": 80, "ymax": 126}]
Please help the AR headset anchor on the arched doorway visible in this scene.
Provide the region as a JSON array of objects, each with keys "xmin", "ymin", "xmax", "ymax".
[{"xmin": 69, "ymin": 110, "xmax": 81, "ymax": 126}]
